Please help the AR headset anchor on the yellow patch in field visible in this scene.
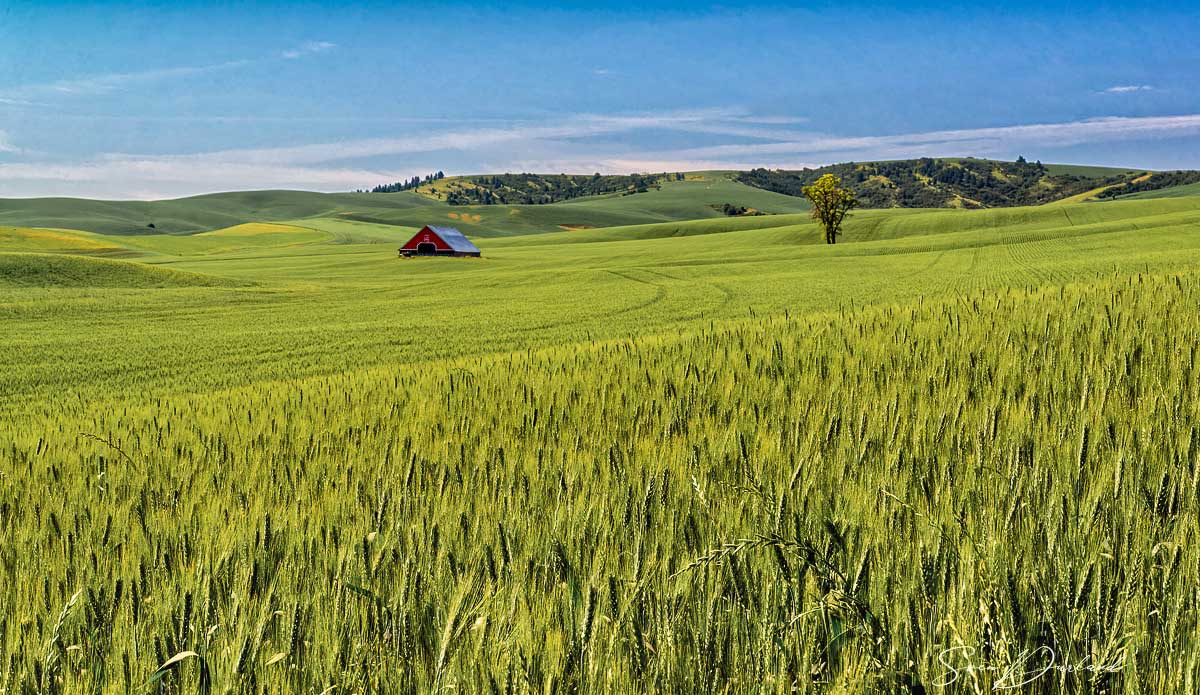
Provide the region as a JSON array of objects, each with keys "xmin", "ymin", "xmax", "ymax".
[
  {"xmin": 0, "ymin": 226, "xmax": 119, "ymax": 252},
  {"xmin": 1049, "ymin": 184, "xmax": 1117, "ymax": 205},
  {"xmin": 685, "ymin": 175, "xmax": 707, "ymax": 181},
  {"xmin": 1132, "ymin": 174, "xmax": 1152, "ymax": 184},
  {"xmin": 200, "ymin": 223, "xmax": 306, "ymax": 237},
  {"xmin": 448, "ymin": 212, "xmax": 461, "ymax": 219},
  {"xmin": 558, "ymin": 224, "xmax": 595, "ymax": 231}
]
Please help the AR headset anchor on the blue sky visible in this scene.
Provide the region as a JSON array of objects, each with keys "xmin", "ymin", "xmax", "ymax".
[{"xmin": 0, "ymin": 1, "xmax": 1197, "ymax": 198}]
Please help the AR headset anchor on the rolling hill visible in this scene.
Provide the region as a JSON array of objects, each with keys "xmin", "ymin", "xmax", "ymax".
[
  {"xmin": 0, "ymin": 174, "xmax": 809, "ymax": 238},
  {"xmin": 3, "ymin": 162, "xmax": 1200, "ymax": 244}
]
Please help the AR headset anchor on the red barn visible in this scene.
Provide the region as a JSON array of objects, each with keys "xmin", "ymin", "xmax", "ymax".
[{"xmin": 398, "ymin": 226, "xmax": 481, "ymax": 258}]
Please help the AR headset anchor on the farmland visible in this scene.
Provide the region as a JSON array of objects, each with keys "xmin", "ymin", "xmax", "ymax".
[{"xmin": 2, "ymin": 179, "xmax": 1200, "ymax": 693}]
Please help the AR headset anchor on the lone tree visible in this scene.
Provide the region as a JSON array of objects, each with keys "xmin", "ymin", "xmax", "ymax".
[{"xmin": 802, "ymin": 174, "xmax": 858, "ymax": 244}]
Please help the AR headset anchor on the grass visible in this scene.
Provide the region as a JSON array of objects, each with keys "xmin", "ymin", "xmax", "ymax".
[{"xmin": 1, "ymin": 189, "xmax": 1199, "ymax": 692}]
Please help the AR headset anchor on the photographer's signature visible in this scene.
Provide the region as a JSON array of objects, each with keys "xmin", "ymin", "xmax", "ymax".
[{"xmin": 935, "ymin": 645, "xmax": 1123, "ymax": 689}]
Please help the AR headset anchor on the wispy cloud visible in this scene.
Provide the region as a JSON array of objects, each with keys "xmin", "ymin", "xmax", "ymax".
[
  {"xmin": 0, "ymin": 160, "xmax": 383, "ymax": 199},
  {"xmin": 1102, "ymin": 85, "xmax": 1155, "ymax": 94},
  {"xmin": 1, "ymin": 111, "xmax": 1197, "ymax": 199},
  {"xmin": 0, "ymin": 131, "xmax": 18, "ymax": 154},
  {"xmin": 92, "ymin": 108, "xmax": 750, "ymax": 168},
  {"xmin": 0, "ymin": 43, "xmax": 336, "ymax": 102},
  {"xmin": 728, "ymin": 115, "xmax": 809, "ymax": 126},
  {"xmin": 0, "ymin": 109, "xmax": 742, "ymax": 197},
  {"xmin": 282, "ymin": 41, "xmax": 337, "ymax": 59},
  {"xmin": 0, "ymin": 60, "xmax": 252, "ymax": 102},
  {"xmin": 649, "ymin": 114, "xmax": 1200, "ymax": 162}
]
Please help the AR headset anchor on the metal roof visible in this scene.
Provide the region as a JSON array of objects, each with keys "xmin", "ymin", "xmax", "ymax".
[{"xmin": 425, "ymin": 226, "xmax": 480, "ymax": 254}]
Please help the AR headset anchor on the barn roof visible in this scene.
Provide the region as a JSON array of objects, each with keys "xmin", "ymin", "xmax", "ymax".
[{"xmin": 426, "ymin": 226, "xmax": 480, "ymax": 254}]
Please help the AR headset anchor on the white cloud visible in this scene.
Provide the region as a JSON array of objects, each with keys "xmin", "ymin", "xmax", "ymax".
[
  {"xmin": 0, "ymin": 43, "xmax": 336, "ymax": 103},
  {"xmin": 94, "ymin": 108, "xmax": 750, "ymax": 168},
  {"xmin": 0, "ymin": 160, "xmax": 390, "ymax": 200},
  {"xmin": 0, "ymin": 131, "xmax": 18, "ymax": 154},
  {"xmin": 282, "ymin": 41, "xmax": 337, "ymax": 59},
  {"xmin": 650, "ymin": 114, "xmax": 1200, "ymax": 162},
  {"xmin": 0, "ymin": 109, "xmax": 743, "ymax": 197},
  {"xmin": 0, "ymin": 61, "xmax": 251, "ymax": 101},
  {"xmin": 728, "ymin": 115, "xmax": 809, "ymax": 125},
  {"xmin": 2, "ymin": 110, "xmax": 1198, "ymax": 199},
  {"xmin": 1102, "ymin": 85, "xmax": 1155, "ymax": 94}
]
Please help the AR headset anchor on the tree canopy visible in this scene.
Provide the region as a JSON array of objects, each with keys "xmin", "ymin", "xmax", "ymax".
[{"xmin": 802, "ymin": 174, "xmax": 858, "ymax": 245}]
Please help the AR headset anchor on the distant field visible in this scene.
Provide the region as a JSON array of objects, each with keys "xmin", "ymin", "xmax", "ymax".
[
  {"xmin": 2, "ymin": 184, "xmax": 1200, "ymax": 692},
  {"xmin": 1041, "ymin": 162, "xmax": 1145, "ymax": 177}
]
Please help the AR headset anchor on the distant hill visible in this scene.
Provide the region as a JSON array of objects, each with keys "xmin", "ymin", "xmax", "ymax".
[
  {"xmin": 0, "ymin": 174, "xmax": 808, "ymax": 237},
  {"xmin": 3, "ymin": 162, "xmax": 1198, "ymax": 238},
  {"xmin": 736, "ymin": 158, "xmax": 1158, "ymax": 208}
]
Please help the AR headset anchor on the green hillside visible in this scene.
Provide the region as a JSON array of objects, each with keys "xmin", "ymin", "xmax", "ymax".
[
  {"xmin": 4, "ymin": 180, "xmax": 1200, "ymax": 692},
  {"xmin": 1120, "ymin": 180, "xmax": 1200, "ymax": 199}
]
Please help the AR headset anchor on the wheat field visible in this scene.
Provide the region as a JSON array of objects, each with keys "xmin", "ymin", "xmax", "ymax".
[{"xmin": 2, "ymin": 194, "xmax": 1200, "ymax": 693}]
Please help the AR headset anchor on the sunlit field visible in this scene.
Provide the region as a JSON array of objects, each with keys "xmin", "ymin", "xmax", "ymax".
[{"xmin": 2, "ymin": 185, "xmax": 1200, "ymax": 692}]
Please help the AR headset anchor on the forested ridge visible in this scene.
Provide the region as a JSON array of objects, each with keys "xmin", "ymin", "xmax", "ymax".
[{"xmin": 737, "ymin": 158, "xmax": 1145, "ymax": 208}]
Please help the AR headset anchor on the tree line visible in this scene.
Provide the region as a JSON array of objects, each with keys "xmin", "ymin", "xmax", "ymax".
[
  {"xmin": 361, "ymin": 172, "xmax": 446, "ymax": 194},
  {"xmin": 443, "ymin": 173, "xmax": 685, "ymax": 205},
  {"xmin": 736, "ymin": 158, "xmax": 1141, "ymax": 208}
]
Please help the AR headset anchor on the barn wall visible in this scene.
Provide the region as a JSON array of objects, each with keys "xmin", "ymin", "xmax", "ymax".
[{"xmin": 400, "ymin": 227, "xmax": 453, "ymax": 251}]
